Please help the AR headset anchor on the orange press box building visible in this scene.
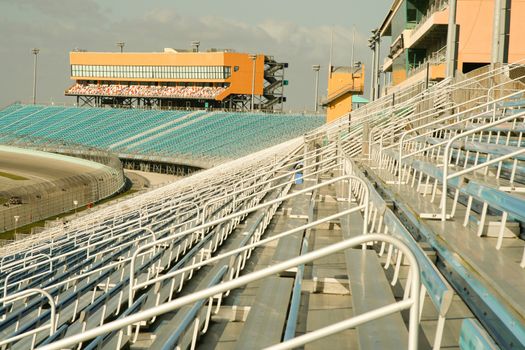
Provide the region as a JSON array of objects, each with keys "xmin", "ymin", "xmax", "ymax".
[{"xmin": 66, "ymin": 47, "xmax": 288, "ymax": 111}]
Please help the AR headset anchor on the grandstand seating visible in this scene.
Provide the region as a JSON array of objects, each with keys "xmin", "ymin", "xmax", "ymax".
[
  {"xmin": 0, "ymin": 105, "xmax": 323, "ymax": 164},
  {"xmin": 0, "ymin": 63, "xmax": 524, "ymax": 350},
  {"xmin": 66, "ymin": 83, "xmax": 226, "ymax": 100}
]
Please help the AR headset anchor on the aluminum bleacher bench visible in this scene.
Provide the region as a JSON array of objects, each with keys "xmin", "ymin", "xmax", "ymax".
[
  {"xmin": 1, "ymin": 268, "xmax": 113, "ymax": 347},
  {"xmin": 350, "ymin": 161, "xmax": 455, "ymax": 349},
  {"xmin": 234, "ymin": 216, "xmax": 306, "ymax": 349},
  {"xmin": 346, "ymin": 248, "xmax": 409, "ymax": 349},
  {"xmin": 234, "ymin": 275, "xmax": 294, "ymax": 349},
  {"xmin": 150, "ymin": 195, "xmax": 282, "ymax": 349}
]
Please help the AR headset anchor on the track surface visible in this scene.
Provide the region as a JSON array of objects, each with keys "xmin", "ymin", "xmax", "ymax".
[{"xmin": 0, "ymin": 149, "xmax": 104, "ymax": 192}]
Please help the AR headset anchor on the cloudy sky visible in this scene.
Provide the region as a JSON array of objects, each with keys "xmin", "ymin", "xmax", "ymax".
[{"xmin": 0, "ymin": 0, "xmax": 392, "ymax": 111}]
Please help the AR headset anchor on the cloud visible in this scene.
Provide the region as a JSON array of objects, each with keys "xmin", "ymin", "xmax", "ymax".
[
  {"xmin": 11, "ymin": 0, "xmax": 109, "ymax": 24},
  {"xmin": 0, "ymin": 2, "xmax": 373, "ymax": 110}
]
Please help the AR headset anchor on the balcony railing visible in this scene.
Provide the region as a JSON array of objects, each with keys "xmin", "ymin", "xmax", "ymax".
[
  {"xmin": 411, "ymin": 0, "xmax": 449, "ymax": 34},
  {"xmin": 407, "ymin": 46, "xmax": 447, "ymax": 77}
]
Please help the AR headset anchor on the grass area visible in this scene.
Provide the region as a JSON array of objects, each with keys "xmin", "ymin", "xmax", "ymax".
[
  {"xmin": 0, "ymin": 188, "xmax": 138, "ymax": 240},
  {"xmin": 0, "ymin": 171, "xmax": 28, "ymax": 181}
]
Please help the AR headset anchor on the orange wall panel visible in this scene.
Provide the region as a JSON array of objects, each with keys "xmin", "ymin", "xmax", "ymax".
[
  {"xmin": 326, "ymin": 95, "xmax": 352, "ymax": 123},
  {"xmin": 508, "ymin": 0, "xmax": 525, "ymax": 63},
  {"xmin": 224, "ymin": 53, "xmax": 264, "ymax": 95},
  {"xmin": 456, "ymin": 0, "xmax": 494, "ymax": 67},
  {"xmin": 325, "ymin": 67, "xmax": 365, "ymax": 123},
  {"xmin": 430, "ymin": 63, "xmax": 446, "ymax": 79},
  {"xmin": 391, "ymin": 67, "xmax": 407, "ymax": 86}
]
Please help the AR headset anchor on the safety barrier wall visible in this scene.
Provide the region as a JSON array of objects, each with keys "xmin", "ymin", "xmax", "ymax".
[{"xmin": 0, "ymin": 147, "xmax": 125, "ymax": 235}]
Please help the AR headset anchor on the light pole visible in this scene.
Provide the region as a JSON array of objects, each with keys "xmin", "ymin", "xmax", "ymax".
[
  {"xmin": 368, "ymin": 29, "xmax": 380, "ymax": 101},
  {"xmin": 249, "ymin": 54, "xmax": 257, "ymax": 112},
  {"xmin": 14, "ymin": 215, "xmax": 19, "ymax": 235},
  {"xmin": 312, "ymin": 65, "xmax": 321, "ymax": 113},
  {"xmin": 351, "ymin": 26, "xmax": 356, "ymax": 68},
  {"xmin": 117, "ymin": 42, "xmax": 125, "ymax": 53},
  {"xmin": 32, "ymin": 48, "xmax": 39, "ymax": 105},
  {"xmin": 73, "ymin": 200, "xmax": 78, "ymax": 214},
  {"xmin": 374, "ymin": 31, "xmax": 381, "ymax": 100},
  {"xmin": 368, "ymin": 39, "xmax": 376, "ymax": 101},
  {"xmin": 445, "ymin": 0, "xmax": 457, "ymax": 77},
  {"xmin": 191, "ymin": 41, "xmax": 200, "ymax": 53}
]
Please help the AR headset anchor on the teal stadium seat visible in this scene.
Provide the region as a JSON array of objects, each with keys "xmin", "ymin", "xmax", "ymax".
[{"xmin": 0, "ymin": 104, "xmax": 324, "ymax": 161}]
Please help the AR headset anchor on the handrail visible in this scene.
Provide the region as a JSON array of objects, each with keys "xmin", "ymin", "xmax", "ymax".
[
  {"xmin": 0, "ymin": 288, "xmax": 56, "ymax": 347},
  {"xmin": 74, "ymin": 224, "xmax": 112, "ymax": 246},
  {"xmin": 378, "ymin": 94, "xmax": 485, "ymax": 153},
  {"xmin": 0, "ymin": 224, "xmax": 154, "ymax": 285},
  {"xmin": 201, "ymin": 153, "xmax": 339, "ymax": 221},
  {"xmin": 283, "ymin": 238, "xmax": 308, "ymax": 341},
  {"xmin": 1, "ymin": 252, "xmax": 50, "ymax": 273},
  {"xmin": 87, "ymin": 227, "xmax": 156, "ymax": 259},
  {"xmin": 0, "ymin": 200, "xmax": 209, "ymax": 302},
  {"xmin": 0, "ymin": 193, "xmax": 202, "ymax": 263},
  {"xmin": 487, "ymin": 73, "xmax": 525, "ymax": 103},
  {"xmin": 396, "ymin": 89, "xmax": 525, "ymax": 182},
  {"xmin": 365, "ymin": 61, "xmax": 525, "ymax": 126},
  {"xmin": 201, "ymin": 159, "xmax": 342, "ymax": 226},
  {"xmin": 40, "ymin": 182, "xmax": 208, "ymax": 244},
  {"xmin": 128, "ymin": 172, "xmax": 368, "ymax": 308},
  {"xmin": 3, "ymin": 254, "xmax": 52, "ymax": 307},
  {"xmin": 440, "ymin": 110, "xmax": 525, "ymax": 220},
  {"xmin": 366, "ymin": 77, "xmax": 454, "ymax": 152},
  {"xmin": 38, "ymin": 234, "xmax": 420, "ymax": 350},
  {"xmin": 0, "ymin": 138, "xmax": 301, "ymax": 258},
  {"xmin": 0, "ymin": 152, "xmax": 311, "ymax": 296},
  {"xmin": 130, "ymin": 178, "xmax": 367, "ymax": 294},
  {"xmin": 235, "ymin": 141, "xmax": 337, "ymax": 187}
]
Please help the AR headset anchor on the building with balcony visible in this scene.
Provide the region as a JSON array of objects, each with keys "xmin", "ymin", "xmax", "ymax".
[{"xmin": 378, "ymin": 0, "xmax": 525, "ymax": 92}]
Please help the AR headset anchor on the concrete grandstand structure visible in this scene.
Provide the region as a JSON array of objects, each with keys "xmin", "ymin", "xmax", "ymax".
[
  {"xmin": 0, "ymin": 145, "xmax": 125, "ymax": 234},
  {"xmin": 0, "ymin": 59, "xmax": 523, "ymax": 350},
  {"xmin": 65, "ymin": 48, "xmax": 288, "ymax": 111},
  {"xmin": 0, "ymin": 105, "xmax": 324, "ymax": 170}
]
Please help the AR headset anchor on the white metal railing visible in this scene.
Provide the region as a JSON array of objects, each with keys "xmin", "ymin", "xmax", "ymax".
[
  {"xmin": 377, "ymin": 61, "xmax": 525, "ymax": 143},
  {"xmin": 411, "ymin": 0, "xmax": 448, "ymax": 34},
  {"xmin": 395, "ymin": 89, "xmax": 525, "ymax": 185},
  {"xmin": 440, "ymin": 110, "xmax": 525, "ymax": 220},
  {"xmin": 38, "ymin": 234, "xmax": 421, "ymax": 350},
  {"xmin": 487, "ymin": 73, "xmax": 525, "ymax": 104},
  {"xmin": 408, "ymin": 46, "xmax": 447, "ymax": 77},
  {"xmin": 373, "ymin": 62, "xmax": 525, "ymax": 156},
  {"xmin": 0, "ymin": 148, "xmax": 308, "ymax": 276},
  {"xmin": 0, "ymin": 168, "xmax": 291, "ymax": 301},
  {"xmin": 0, "ymin": 141, "xmax": 336, "ymax": 337},
  {"xmin": 128, "ymin": 170, "xmax": 366, "ymax": 308},
  {"xmin": 0, "ymin": 137, "xmax": 302, "ymax": 258},
  {"xmin": 2, "ymin": 255, "xmax": 52, "ymax": 308},
  {"xmin": 0, "ymin": 288, "xmax": 56, "ymax": 347}
]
